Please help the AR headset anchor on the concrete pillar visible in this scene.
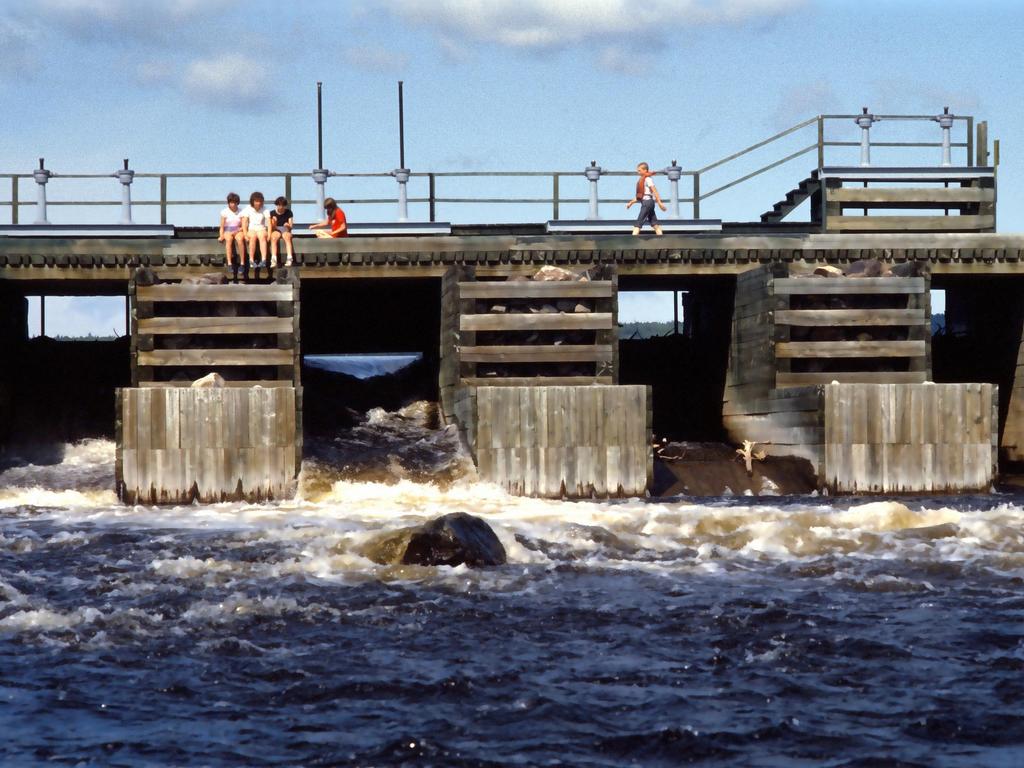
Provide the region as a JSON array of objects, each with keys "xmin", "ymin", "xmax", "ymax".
[
  {"xmin": 391, "ymin": 168, "xmax": 411, "ymax": 222},
  {"xmin": 115, "ymin": 159, "xmax": 135, "ymax": 225},
  {"xmin": 311, "ymin": 169, "xmax": 330, "ymax": 212},
  {"xmin": 32, "ymin": 159, "xmax": 51, "ymax": 225},
  {"xmin": 664, "ymin": 161, "xmax": 683, "ymax": 219},
  {"xmin": 934, "ymin": 107, "xmax": 955, "ymax": 167},
  {"xmin": 854, "ymin": 108, "xmax": 877, "ymax": 167},
  {"xmin": 584, "ymin": 161, "xmax": 602, "ymax": 220}
]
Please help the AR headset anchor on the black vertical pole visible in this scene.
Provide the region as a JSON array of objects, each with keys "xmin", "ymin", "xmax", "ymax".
[
  {"xmin": 316, "ymin": 81, "xmax": 323, "ymax": 169},
  {"xmin": 398, "ymin": 81, "xmax": 405, "ymax": 168}
]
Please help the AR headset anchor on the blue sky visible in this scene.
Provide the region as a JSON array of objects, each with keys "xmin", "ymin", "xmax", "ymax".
[{"xmin": 3, "ymin": 0, "xmax": 1019, "ymax": 331}]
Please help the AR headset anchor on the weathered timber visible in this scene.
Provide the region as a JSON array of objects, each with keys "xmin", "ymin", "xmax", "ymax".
[
  {"xmin": 116, "ymin": 386, "xmax": 299, "ymax": 504},
  {"xmin": 138, "ymin": 349, "xmax": 294, "ymax": 366},
  {"xmin": 775, "ymin": 340, "xmax": 927, "ymax": 358},
  {"xmin": 470, "ymin": 385, "xmax": 651, "ymax": 498},
  {"xmin": 774, "ymin": 277, "xmax": 926, "ymax": 294},
  {"xmin": 460, "ymin": 313, "xmax": 613, "ymax": 331},
  {"xmin": 827, "ymin": 215, "xmax": 994, "ymax": 232},
  {"xmin": 821, "ymin": 383, "xmax": 997, "ymax": 493},
  {"xmin": 459, "ymin": 345, "xmax": 613, "ymax": 363},
  {"xmin": 458, "ymin": 281, "xmax": 613, "ymax": 298},
  {"xmin": 774, "ymin": 308, "xmax": 927, "ymax": 326},
  {"xmin": 136, "ymin": 284, "xmax": 292, "ymax": 301},
  {"xmin": 137, "ymin": 316, "xmax": 293, "ymax": 334}
]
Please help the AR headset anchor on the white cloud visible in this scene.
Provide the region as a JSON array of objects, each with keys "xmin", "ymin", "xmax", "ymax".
[
  {"xmin": 380, "ymin": 0, "xmax": 802, "ymax": 49},
  {"xmin": 343, "ymin": 45, "xmax": 410, "ymax": 73},
  {"xmin": 183, "ymin": 53, "xmax": 273, "ymax": 113}
]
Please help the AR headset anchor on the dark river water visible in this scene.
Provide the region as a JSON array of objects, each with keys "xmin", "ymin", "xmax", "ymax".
[{"xmin": 1, "ymin": 426, "xmax": 1024, "ymax": 767}]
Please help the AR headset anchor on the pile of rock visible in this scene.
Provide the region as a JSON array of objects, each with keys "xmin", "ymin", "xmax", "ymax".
[
  {"xmin": 473, "ymin": 265, "xmax": 610, "ymax": 379},
  {"xmin": 787, "ymin": 259, "xmax": 925, "ymax": 373}
]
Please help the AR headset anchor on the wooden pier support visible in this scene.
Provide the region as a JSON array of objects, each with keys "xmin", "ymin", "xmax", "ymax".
[
  {"xmin": 116, "ymin": 387, "xmax": 299, "ymax": 504},
  {"xmin": 724, "ymin": 264, "xmax": 998, "ymax": 492},
  {"xmin": 441, "ymin": 266, "xmax": 651, "ymax": 497}
]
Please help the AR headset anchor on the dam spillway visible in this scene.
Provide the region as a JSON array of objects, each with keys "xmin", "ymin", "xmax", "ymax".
[{"xmin": 1, "ymin": 112, "xmax": 1020, "ymax": 498}]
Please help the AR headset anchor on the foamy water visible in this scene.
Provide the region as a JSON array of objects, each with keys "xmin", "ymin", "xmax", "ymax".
[{"xmin": 2, "ymin": 429, "xmax": 1023, "ymax": 765}]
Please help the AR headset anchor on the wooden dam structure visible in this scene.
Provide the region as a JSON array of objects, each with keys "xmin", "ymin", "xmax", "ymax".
[{"xmin": 0, "ymin": 112, "xmax": 1020, "ymax": 500}]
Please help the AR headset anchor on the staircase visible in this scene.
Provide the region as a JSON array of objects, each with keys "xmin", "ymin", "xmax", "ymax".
[{"xmin": 760, "ymin": 170, "xmax": 821, "ymax": 224}]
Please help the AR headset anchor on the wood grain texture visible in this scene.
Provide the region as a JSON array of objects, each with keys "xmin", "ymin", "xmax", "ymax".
[
  {"xmin": 116, "ymin": 386, "xmax": 300, "ymax": 504},
  {"xmin": 458, "ymin": 281, "xmax": 613, "ymax": 298},
  {"xmin": 138, "ymin": 349, "xmax": 294, "ymax": 366},
  {"xmin": 775, "ymin": 340, "xmax": 927, "ymax": 358},
  {"xmin": 138, "ymin": 317, "xmax": 293, "ymax": 334},
  {"xmin": 460, "ymin": 313, "xmax": 613, "ymax": 331},
  {"xmin": 473, "ymin": 385, "xmax": 649, "ymax": 498},
  {"xmin": 137, "ymin": 284, "xmax": 292, "ymax": 302}
]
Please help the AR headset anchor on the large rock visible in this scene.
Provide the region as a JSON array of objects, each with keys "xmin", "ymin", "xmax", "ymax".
[
  {"xmin": 532, "ymin": 266, "xmax": 580, "ymax": 282},
  {"xmin": 362, "ymin": 513, "xmax": 506, "ymax": 567},
  {"xmin": 890, "ymin": 261, "xmax": 924, "ymax": 277},
  {"xmin": 813, "ymin": 265, "xmax": 844, "ymax": 277},
  {"xmin": 192, "ymin": 372, "xmax": 225, "ymax": 388},
  {"xmin": 846, "ymin": 259, "xmax": 885, "ymax": 277}
]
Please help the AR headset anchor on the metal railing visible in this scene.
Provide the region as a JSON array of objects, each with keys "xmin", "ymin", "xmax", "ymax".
[{"xmin": 0, "ymin": 112, "xmax": 984, "ymax": 225}]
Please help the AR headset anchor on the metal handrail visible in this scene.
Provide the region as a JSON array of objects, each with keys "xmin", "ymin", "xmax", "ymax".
[{"xmin": 0, "ymin": 112, "xmax": 982, "ymax": 224}]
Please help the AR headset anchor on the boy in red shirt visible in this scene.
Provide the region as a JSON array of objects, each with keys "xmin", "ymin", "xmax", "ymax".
[
  {"xmin": 310, "ymin": 197, "xmax": 348, "ymax": 238},
  {"xmin": 625, "ymin": 162, "xmax": 666, "ymax": 236}
]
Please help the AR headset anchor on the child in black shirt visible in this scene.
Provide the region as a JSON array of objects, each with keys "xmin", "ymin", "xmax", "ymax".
[{"xmin": 270, "ymin": 196, "xmax": 295, "ymax": 267}]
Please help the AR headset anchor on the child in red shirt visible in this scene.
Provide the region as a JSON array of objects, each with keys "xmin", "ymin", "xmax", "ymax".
[{"xmin": 310, "ymin": 197, "xmax": 348, "ymax": 238}]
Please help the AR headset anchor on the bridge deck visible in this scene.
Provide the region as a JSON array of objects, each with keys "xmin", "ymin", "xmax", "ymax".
[{"xmin": 2, "ymin": 232, "xmax": 1024, "ymax": 283}]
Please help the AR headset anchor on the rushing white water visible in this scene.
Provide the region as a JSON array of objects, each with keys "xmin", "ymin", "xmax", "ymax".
[
  {"xmin": 2, "ymin": 435, "xmax": 1023, "ymax": 579},
  {"xmin": 3, "ymin": 428, "xmax": 1024, "ymax": 766}
]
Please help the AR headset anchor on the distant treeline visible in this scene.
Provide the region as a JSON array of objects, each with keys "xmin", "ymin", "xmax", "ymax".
[{"xmin": 619, "ymin": 321, "xmax": 677, "ymax": 339}]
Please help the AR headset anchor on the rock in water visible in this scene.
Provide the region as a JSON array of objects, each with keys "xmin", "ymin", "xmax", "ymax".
[
  {"xmin": 192, "ymin": 372, "xmax": 226, "ymax": 388},
  {"xmin": 363, "ymin": 513, "xmax": 506, "ymax": 567}
]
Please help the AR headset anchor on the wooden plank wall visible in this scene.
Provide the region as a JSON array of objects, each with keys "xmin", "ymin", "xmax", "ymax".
[
  {"xmin": 456, "ymin": 270, "xmax": 617, "ymax": 386},
  {"xmin": 773, "ymin": 274, "xmax": 931, "ymax": 387},
  {"xmin": 116, "ymin": 386, "xmax": 299, "ymax": 504},
  {"xmin": 822, "ymin": 383, "xmax": 997, "ymax": 493},
  {"xmin": 131, "ymin": 274, "xmax": 301, "ymax": 388},
  {"xmin": 473, "ymin": 385, "xmax": 651, "ymax": 498},
  {"xmin": 823, "ymin": 176, "xmax": 996, "ymax": 233},
  {"xmin": 439, "ymin": 265, "xmax": 467, "ymax": 425}
]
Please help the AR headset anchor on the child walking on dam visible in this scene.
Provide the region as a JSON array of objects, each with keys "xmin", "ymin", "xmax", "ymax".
[{"xmin": 626, "ymin": 163, "xmax": 666, "ymax": 236}]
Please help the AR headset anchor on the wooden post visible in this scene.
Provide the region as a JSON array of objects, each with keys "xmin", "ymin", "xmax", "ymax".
[
  {"xmin": 552, "ymin": 174, "xmax": 559, "ymax": 220},
  {"xmin": 692, "ymin": 173, "xmax": 700, "ymax": 218},
  {"xmin": 976, "ymin": 121, "xmax": 989, "ymax": 166},
  {"xmin": 10, "ymin": 176, "xmax": 17, "ymax": 225},
  {"xmin": 284, "ymin": 174, "xmax": 292, "ymax": 205},
  {"xmin": 159, "ymin": 174, "xmax": 168, "ymax": 225},
  {"xmin": 966, "ymin": 116, "xmax": 974, "ymax": 166},
  {"xmin": 429, "ymin": 173, "xmax": 436, "ymax": 222}
]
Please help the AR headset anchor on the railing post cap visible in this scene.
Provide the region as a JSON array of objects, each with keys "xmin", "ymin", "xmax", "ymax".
[
  {"xmin": 115, "ymin": 168, "xmax": 135, "ymax": 184},
  {"xmin": 391, "ymin": 168, "xmax": 411, "ymax": 182},
  {"xmin": 664, "ymin": 164, "xmax": 683, "ymax": 181},
  {"xmin": 584, "ymin": 164, "xmax": 602, "ymax": 180},
  {"xmin": 32, "ymin": 168, "xmax": 51, "ymax": 184},
  {"xmin": 311, "ymin": 169, "xmax": 330, "ymax": 183}
]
